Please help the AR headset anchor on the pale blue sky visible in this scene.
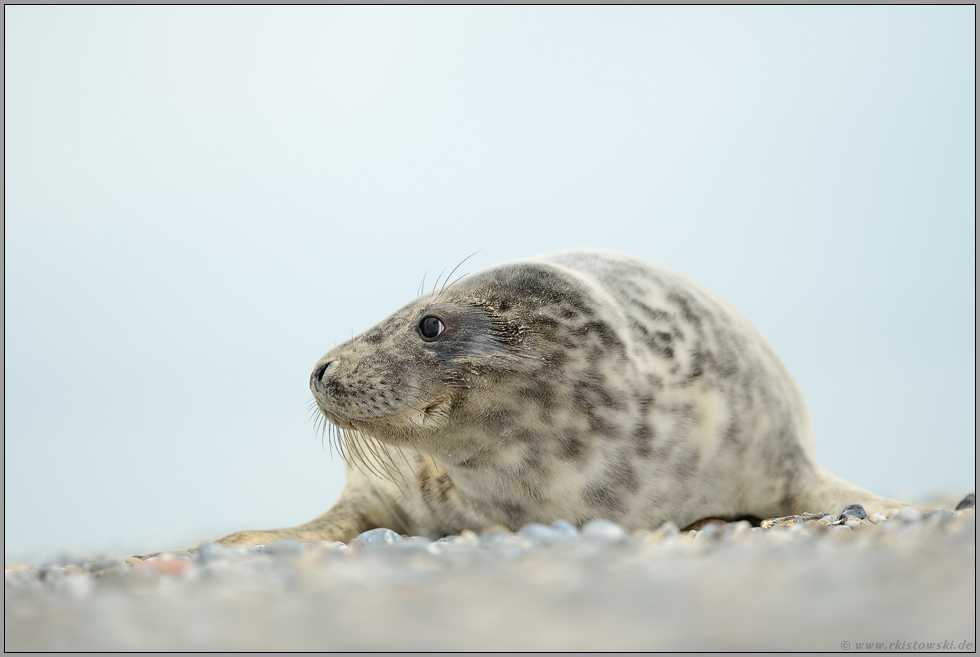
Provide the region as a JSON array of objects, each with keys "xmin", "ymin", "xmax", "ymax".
[{"xmin": 5, "ymin": 6, "xmax": 975, "ymax": 562}]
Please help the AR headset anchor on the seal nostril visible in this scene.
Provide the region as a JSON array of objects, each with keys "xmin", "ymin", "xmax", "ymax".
[{"xmin": 312, "ymin": 361, "xmax": 333, "ymax": 389}]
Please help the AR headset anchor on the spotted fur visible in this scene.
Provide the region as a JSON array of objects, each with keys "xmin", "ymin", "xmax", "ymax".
[{"xmin": 216, "ymin": 249, "xmax": 905, "ymax": 546}]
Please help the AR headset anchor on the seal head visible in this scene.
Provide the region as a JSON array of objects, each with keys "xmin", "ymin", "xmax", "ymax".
[{"xmin": 310, "ymin": 261, "xmax": 601, "ymax": 466}]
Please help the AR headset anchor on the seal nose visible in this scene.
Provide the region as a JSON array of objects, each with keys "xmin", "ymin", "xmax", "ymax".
[{"xmin": 311, "ymin": 360, "xmax": 333, "ymax": 393}]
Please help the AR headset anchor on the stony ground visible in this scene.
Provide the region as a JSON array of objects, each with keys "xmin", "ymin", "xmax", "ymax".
[{"xmin": 5, "ymin": 502, "xmax": 976, "ymax": 652}]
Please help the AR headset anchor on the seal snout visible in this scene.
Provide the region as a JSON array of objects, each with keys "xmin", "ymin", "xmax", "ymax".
[{"xmin": 310, "ymin": 360, "xmax": 334, "ymax": 393}]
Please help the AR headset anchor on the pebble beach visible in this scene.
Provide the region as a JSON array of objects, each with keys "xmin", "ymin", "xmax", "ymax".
[{"xmin": 5, "ymin": 501, "xmax": 976, "ymax": 652}]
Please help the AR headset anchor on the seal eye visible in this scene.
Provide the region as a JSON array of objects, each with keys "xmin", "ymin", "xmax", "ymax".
[{"xmin": 418, "ymin": 315, "xmax": 446, "ymax": 341}]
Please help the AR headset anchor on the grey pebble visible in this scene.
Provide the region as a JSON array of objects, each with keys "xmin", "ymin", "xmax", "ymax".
[
  {"xmin": 350, "ymin": 528, "xmax": 406, "ymax": 548},
  {"xmin": 552, "ymin": 519, "xmax": 580, "ymax": 539},
  {"xmin": 955, "ymin": 493, "xmax": 975, "ymax": 510},
  {"xmin": 839, "ymin": 504, "xmax": 867, "ymax": 521},
  {"xmin": 196, "ymin": 542, "xmax": 245, "ymax": 564},
  {"xmin": 923, "ymin": 509, "xmax": 955, "ymax": 524},
  {"xmin": 516, "ymin": 521, "xmax": 578, "ymax": 545},
  {"xmin": 582, "ymin": 519, "xmax": 629, "ymax": 542},
  {"xmin": 85, "ymin": 557, "xmax": 128, "ymax": 578},
  {"xmin": 516, "ymin": 523, "xmax": 558, "ymax": 542},
  {"xmin": 37, "ymin": 566, "xmax": 67, "ymax": 584},
  {"xmin": 158, "ymin": 550, "xmax": 194, "ymax": 560},
  {"xmin": 404, "ymin": 536, "xmax": 433, "ymax": 544},
  {"xmin": 697, "ymin": 523, "xmax": 723, "ymax": 538},
  {"xmin": 889, "ymin": 508, "xmax": 923, "ymax": 523}
]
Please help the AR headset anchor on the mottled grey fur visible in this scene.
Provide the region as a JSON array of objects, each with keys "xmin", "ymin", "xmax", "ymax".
[{"xmin": 217, "ymin": 250, "xmax": 904, "ymax": 546}]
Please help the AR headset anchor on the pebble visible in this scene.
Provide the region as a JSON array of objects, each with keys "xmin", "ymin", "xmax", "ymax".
[
  {"xmin": 37, "ymin": 565, "xmax": 66, "ymax": 584},
  {"xmin": 350, "ymin": 528, "xmax": 406, "ymax": 548},
  {"xmin": 844, "ymin": 518, "xmax": 872, "ymax": 529},
  {"xmin": 552, "ymin": 519, "xmax": 580, "ymax": 539},
  {"xmin": 6, "ymin": 501, "xmax": 974, "ymax": 651},
  {"xmin": 196, "ymin": 542, "xmax": 246, "ymax": 564},
  {"xmin": 447, "ymin": 530, "xmax": 479, "ymax": 548},
  {"xmin": 516, "ymin": 521, "xmax": 578, "ymax": 545},
  {"xmin": 889, "ymin": 508, "xmax": 923, "ymax": 523},
  {"xmin": 582, "ymin": 519, "xmax": 629, "ymax": 542},
  {"xmin": 923, "ymin": 509, "xmax": 955, "ymax": 525},
  {"xmin": 132, "ymin": 557, "xmax": 196, "ymax": 577},
  {"xmin": 85, "ymin": 557, "xmax": 128, "ymax": 578},
  {"xmin": 955, "ymin": 493, "xmax": 975, "ymax": 510},
  {"xmin": 760, "ymin": 515, "xmax": 803, "ymax": 528},
  {"xmin": 839, "ymin": 504, "xmax": 867, "ymax": 521}
]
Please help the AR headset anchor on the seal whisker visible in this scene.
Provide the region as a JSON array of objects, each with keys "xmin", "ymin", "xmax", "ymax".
[
  {"xmin": 346, "ymin": 430, "xmax": 391, "ymax": 483},
  {"xmin": 431, "ymin": 267, "xmax": 447, "ymax": 296},
  {"xmin": 329, "ymin": 423, "xmax": 342, "ymax": 461},
  {"xmin": 372, "ymin": 437, "xmax": 412, "ymax": 491},
  {"xmin": 342, "ymin": 430, "xmax": 385, "ymax": 482},
  {"xmin": 344, "ymin": 429, "xmax": 410, "ymax": 488},
  {"xmin": 436, "ymin": 249, "xmax": 482, "ymax": 300}
]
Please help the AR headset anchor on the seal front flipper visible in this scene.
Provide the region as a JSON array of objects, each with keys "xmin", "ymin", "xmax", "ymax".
[{"xmin": 213, "ymin": 473, "xmax": 408, "ymax": 547}]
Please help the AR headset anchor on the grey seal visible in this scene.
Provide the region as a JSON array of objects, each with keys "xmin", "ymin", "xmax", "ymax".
[{"xmin": 216, "ymin": 249, "xmax": 906, "ymax": 545}]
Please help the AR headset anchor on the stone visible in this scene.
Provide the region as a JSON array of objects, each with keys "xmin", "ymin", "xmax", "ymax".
[
  {"xmin": 133, "ymin": 558, "xmax": 195, "ymax": 577},
  {"xmin": 36, "ymin": 566, "xmax": 66, "ymax": 584},
  {"xmin": 350, "ymin": 528, "xmax": 406, "ymax": 548},
  {"xmin": 955, "ymin": 493, "xmax": 975, "ymax": 510},
  {"xmin": 551, "ymin": 520, "xmax": 580, "ymax": 540},
  {"xmin": 85, "ymin": 557, "xmax": 127, "ymax": 578},
  {"xmin": 839, "ymin": 504, "xmax": 868, "ymax": 521},
  {"xmin": 844, "ymin": 518, "xmax": 872, "ymax": 529},
  {"xmin": 517, "ymin": 523, "xmax": 566, "ymax": 544},
  {"xmin": 761, "ymin": 515, "xmax": 803, "ymax": 529},
  {"xmin": 923, "ymin": 509, "xmax": 955, "ymax": 525},
  {"xmin": 480, "ymin": 524, "xmax": 512, "ymax": 535},
  {"xmin": 507, "ymin": 520, "xmax": 580, "ymax": 546},
  {"xmin": 158, "ymin": 550, "xmax": 193, "ymax": 560},
  {"xmin": 582, "ymin": 519, "xmax": 628, "ymax": 542},
  {"xmin": 889, "ymin": 508, "xmax": 923, "ymax": 523},
  {"xmin": 196, "ymin": 542, "xmax": 245, "ymax": 564}
]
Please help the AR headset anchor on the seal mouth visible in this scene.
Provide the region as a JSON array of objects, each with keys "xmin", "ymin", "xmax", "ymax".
[{"xmin": 317, "ymin": 394, "xmax": 452, "ymax": 436}]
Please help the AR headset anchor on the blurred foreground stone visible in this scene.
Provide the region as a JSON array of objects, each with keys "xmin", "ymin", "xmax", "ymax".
[{"xmin": 5, "ymin": 507, "xmax": 976, "ymax": 651}]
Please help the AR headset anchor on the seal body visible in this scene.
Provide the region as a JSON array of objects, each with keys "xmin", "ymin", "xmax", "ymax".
[{"xmin": 217, "ymin": 249, "xmax": 903, "ymax": 545}]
